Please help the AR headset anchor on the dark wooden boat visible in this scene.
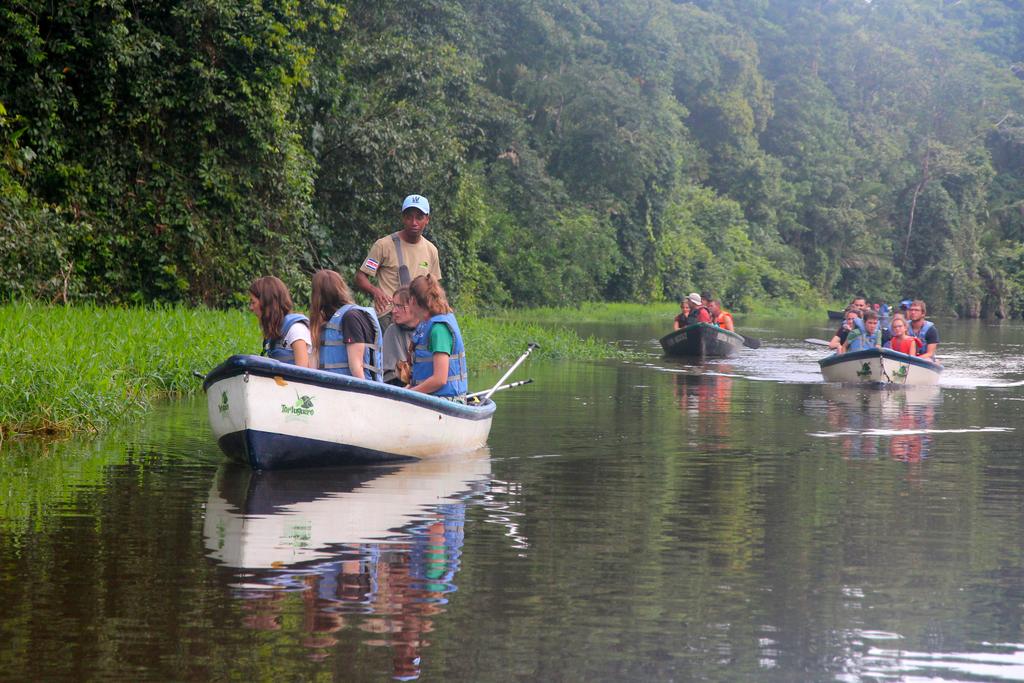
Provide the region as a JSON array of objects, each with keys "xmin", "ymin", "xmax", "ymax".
[{"xmin": 659, "ymin": 323, "xmax": 744, "ymax": 358}]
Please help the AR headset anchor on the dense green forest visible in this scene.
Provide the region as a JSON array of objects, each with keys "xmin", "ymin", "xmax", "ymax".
[{"xmin": 3, "ymin": 0, "xmax": 1024, "ymax": 315}]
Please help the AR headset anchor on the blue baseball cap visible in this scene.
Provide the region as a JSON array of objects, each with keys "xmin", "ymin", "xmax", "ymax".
[{"xmin": 401, "ymin": 194, "xmax": 430, "ymax": 215}]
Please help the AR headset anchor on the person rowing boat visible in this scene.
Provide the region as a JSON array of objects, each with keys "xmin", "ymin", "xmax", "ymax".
[{"xmin": 708, "ymin": 299, "xmax": 734, "ymax": 332}]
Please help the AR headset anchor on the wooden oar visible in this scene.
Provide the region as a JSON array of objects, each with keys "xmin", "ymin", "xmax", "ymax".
[
  {"xmin": 739, "ymin": 333, "xmax": 761, "ymax": 349},
  {"xmin": 804, "ymin": 338, "xmax": 832, "ymax": 347}
]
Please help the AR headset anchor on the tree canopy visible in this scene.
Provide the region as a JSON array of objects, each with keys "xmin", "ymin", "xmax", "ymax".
[{"xmin": 3, "ymin": 0, "xmax": 1024, "ymax": 315}]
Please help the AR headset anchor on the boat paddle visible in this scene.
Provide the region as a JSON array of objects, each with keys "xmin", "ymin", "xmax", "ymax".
[
  {"xmin": 739, "ymin": 333, "xmax": 761, "ymax": 349},
  {"xmin": 467, "ymin": 379, "xmax": 534, "ymax": 403},
  {"xmin": 804, "ymin": 338, "xmax": 832, "ymax": 348},
  {"xmin": 479, "ymin": 342, "xmax": 540, "ymax": 402}
]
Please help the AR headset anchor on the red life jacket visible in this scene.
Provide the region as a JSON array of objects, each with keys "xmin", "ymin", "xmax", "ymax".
[
  {"xmin": 887, "ymin": 335, "xmax": 920, "ymax": 356},
  {"xmin": 686, "ymin": 306, "xmax": 712, "ymax": 325}
]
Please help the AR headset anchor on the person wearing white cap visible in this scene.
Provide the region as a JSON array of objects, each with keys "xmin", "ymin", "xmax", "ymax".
[
  {"xmin": 355, "ymin": 194, "xmax": 442, "ymax": 331},
  {"xmin": 684, "ymin": 292, "xmax": 712, "ymax": 325}
]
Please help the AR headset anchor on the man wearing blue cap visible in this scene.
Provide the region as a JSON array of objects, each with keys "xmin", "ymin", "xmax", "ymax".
[{"xmin": 355, "ymin": 194, "xmax": 442, "ymax": 331}]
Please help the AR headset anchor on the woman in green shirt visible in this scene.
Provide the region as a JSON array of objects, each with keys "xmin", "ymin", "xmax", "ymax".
[{"xmin": 407, "ymin": 275, "xmax": 468, "ymax": 400}]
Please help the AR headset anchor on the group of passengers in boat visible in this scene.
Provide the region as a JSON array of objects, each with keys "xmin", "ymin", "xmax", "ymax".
[
  {"xmin": 827, "ymin": 296, "xmax": 939, "ymax": 361},
  {"xmin": 247, "ymin": 194, "xmax": 469, "ymax": 402},
  {"xmin": 673, "ymin": 292, "xmax": 735, "ymax": 332}
]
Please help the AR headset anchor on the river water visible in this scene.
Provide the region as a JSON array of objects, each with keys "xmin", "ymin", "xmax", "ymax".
[{"xmin": 2, "ymin": 316, "xmax": 1024, "ymax": 681}]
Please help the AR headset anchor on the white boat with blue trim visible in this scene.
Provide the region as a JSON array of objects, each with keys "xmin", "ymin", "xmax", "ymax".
[
  {"xmin": 818, "ymin": 348, "xmax": 942, "ymax": 386},
  {"xmin": 203, "ymin": 355, "xmax": 495, "ymax": 470}
]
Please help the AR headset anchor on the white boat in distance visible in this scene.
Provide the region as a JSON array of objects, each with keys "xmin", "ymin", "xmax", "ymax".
[
  {"xmin": 818, "ymin": 348, "xmax": 942, "ymax": 386},
  {"xmin": 203, "ymin": 355, "xmax": 495, "ymax": 470}
]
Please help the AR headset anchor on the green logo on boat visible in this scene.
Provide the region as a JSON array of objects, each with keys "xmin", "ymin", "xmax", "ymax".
[
  {"xmin": 218, "ymin": 391, "xmax": 229, "ymax": 413},
  {"xmin": 285, "ymin": 522, "xmax": 313, "ymax": 548},
  {"xmin": 856, "ymin": 362, "xmax": 872, "ymax": 379},
  {"xmin": 894, "ymin": 365, "xmax": 908, "ymax": 379},
  {"xmin": 281, "ymin": 393, "xmax": 315, "ymax": 416}
]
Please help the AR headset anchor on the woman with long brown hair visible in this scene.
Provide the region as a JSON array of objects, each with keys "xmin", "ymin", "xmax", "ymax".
[
  {"xmin": 249, "ymin": 276, "xmax": 310, "ymax": 366},
  {"xmin": 308, "ymin": 269, "xmax": 383, "ymax": 380},
  {"xmin": 672, "ymin": 296, "xmax": 692, "ymax": 330},
  {"xmin": 406, "ymin": 274, "xmax": 467, "ymax": 400},
  {"xmin": 382, "ymin": 286, "xmax": 416, "ymax": 386}
]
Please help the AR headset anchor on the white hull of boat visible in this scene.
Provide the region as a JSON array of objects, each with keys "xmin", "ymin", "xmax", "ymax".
[
  {"xmin": 818, "ymin": 348, "xmax": 942, "ymax": 386},
  {"xmin": 204, "ymin": 355, "xmax": 495, "ymax": 469}
]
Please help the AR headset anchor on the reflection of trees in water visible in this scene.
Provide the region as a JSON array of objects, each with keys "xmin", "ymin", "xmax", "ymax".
[{"xmin": 235, "ymin": 505, "xmax": 465, "ymax": 679}]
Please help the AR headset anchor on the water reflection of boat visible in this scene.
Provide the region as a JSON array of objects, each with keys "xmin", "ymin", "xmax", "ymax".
[
  {"xmin": 660, "ymin": 323, "xmax": 743, "ymax": 358},
  {"xmin": 203, "ymin": 448, "xmax": 491, "ymax": 569},
  {"xmin": 672, "ymin": 371, "xmax": 734, "ymax": 447},
  {"xmin": 820, "ymin": 384, "xmax": 940, "ymax": 462},
  {"xmin": 202, "ymin": 354, "xmax": 495, "ymax": 470},
  {"xmin": 818, "ymin": 348, "xmax": 942, "ymax": 386},
  {"xmin": 203, "ymin": 451, "xmax": 491, "ymax": 678},
  {"xmin": 821, "ymin": 383, "xmax": 941, "ymax": 410}
]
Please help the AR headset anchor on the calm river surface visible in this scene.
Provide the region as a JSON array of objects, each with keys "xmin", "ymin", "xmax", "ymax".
[{"xmin": 3, "ymin": 315, "xmax": 1024, "ymax": 681}]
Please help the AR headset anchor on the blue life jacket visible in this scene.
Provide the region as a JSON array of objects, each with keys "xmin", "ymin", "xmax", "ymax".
[
  {"xmin": 411, "ymin": 313, "xmax": 468, "ymax": 398},
  {"xmin": 847, "ymin": 327, "xmax": 882, "ymax": 352},
  {"xmin": 263, "ymin": 313, "xmax": 309, "ymax": 364},
  {"xmin": 317, "ymin": 304, "xmax": 383, "ymax": 381},
  {"xmin": 907, "ymin": 319, "xmax": 935, "ymax": 344}
]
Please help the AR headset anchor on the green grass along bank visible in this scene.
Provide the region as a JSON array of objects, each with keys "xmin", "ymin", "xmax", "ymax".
[{"xmin": 0, "ymin": 302, "xmax": 629, "ymax": 437}]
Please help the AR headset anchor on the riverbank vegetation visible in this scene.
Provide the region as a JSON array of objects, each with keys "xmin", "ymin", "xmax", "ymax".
[
  {"xmin": 0, "ymin": 302, "xmax": 624, "ymax": 437},
  {"xmin": 498, "ymin": 303, "xmax": 677, "ymax": 325},
  {"xmin": 498, "ymin": 301, "xmax": 830, "ymax": 324},
  {"xmin": 4, "ymin": 2, "xmax": 1024, "ymax": 317}
]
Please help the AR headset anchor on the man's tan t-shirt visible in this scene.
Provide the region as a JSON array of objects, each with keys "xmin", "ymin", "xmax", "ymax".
[{"xmin": 359, "ymin": 233, "xmax": 441, "ymax": 314}]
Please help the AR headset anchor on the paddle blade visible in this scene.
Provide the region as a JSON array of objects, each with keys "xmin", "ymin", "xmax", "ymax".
[
  {"xmin": 741, "ymin": 335, "xmax": 761, "ymax": 349},
  {"xmin": 803, "ymin": 338, "xmax": 831, "ymax": 347}
]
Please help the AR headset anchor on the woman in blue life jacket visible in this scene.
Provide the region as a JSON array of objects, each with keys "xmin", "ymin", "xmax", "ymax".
[
  {"xmin": 841, "ymin": 309, "xmax": 882, "ymax": 353},
  {"xmin": 406, "ymin": 274, "xmax": 468, "ymax": 401},
  {"xmin": 309, "ymin": 269, "xmax": 383, "ymax": 380},
  {"xmin": 249, "ymin": 276, "xmax": 310, "ymax": 366}
]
